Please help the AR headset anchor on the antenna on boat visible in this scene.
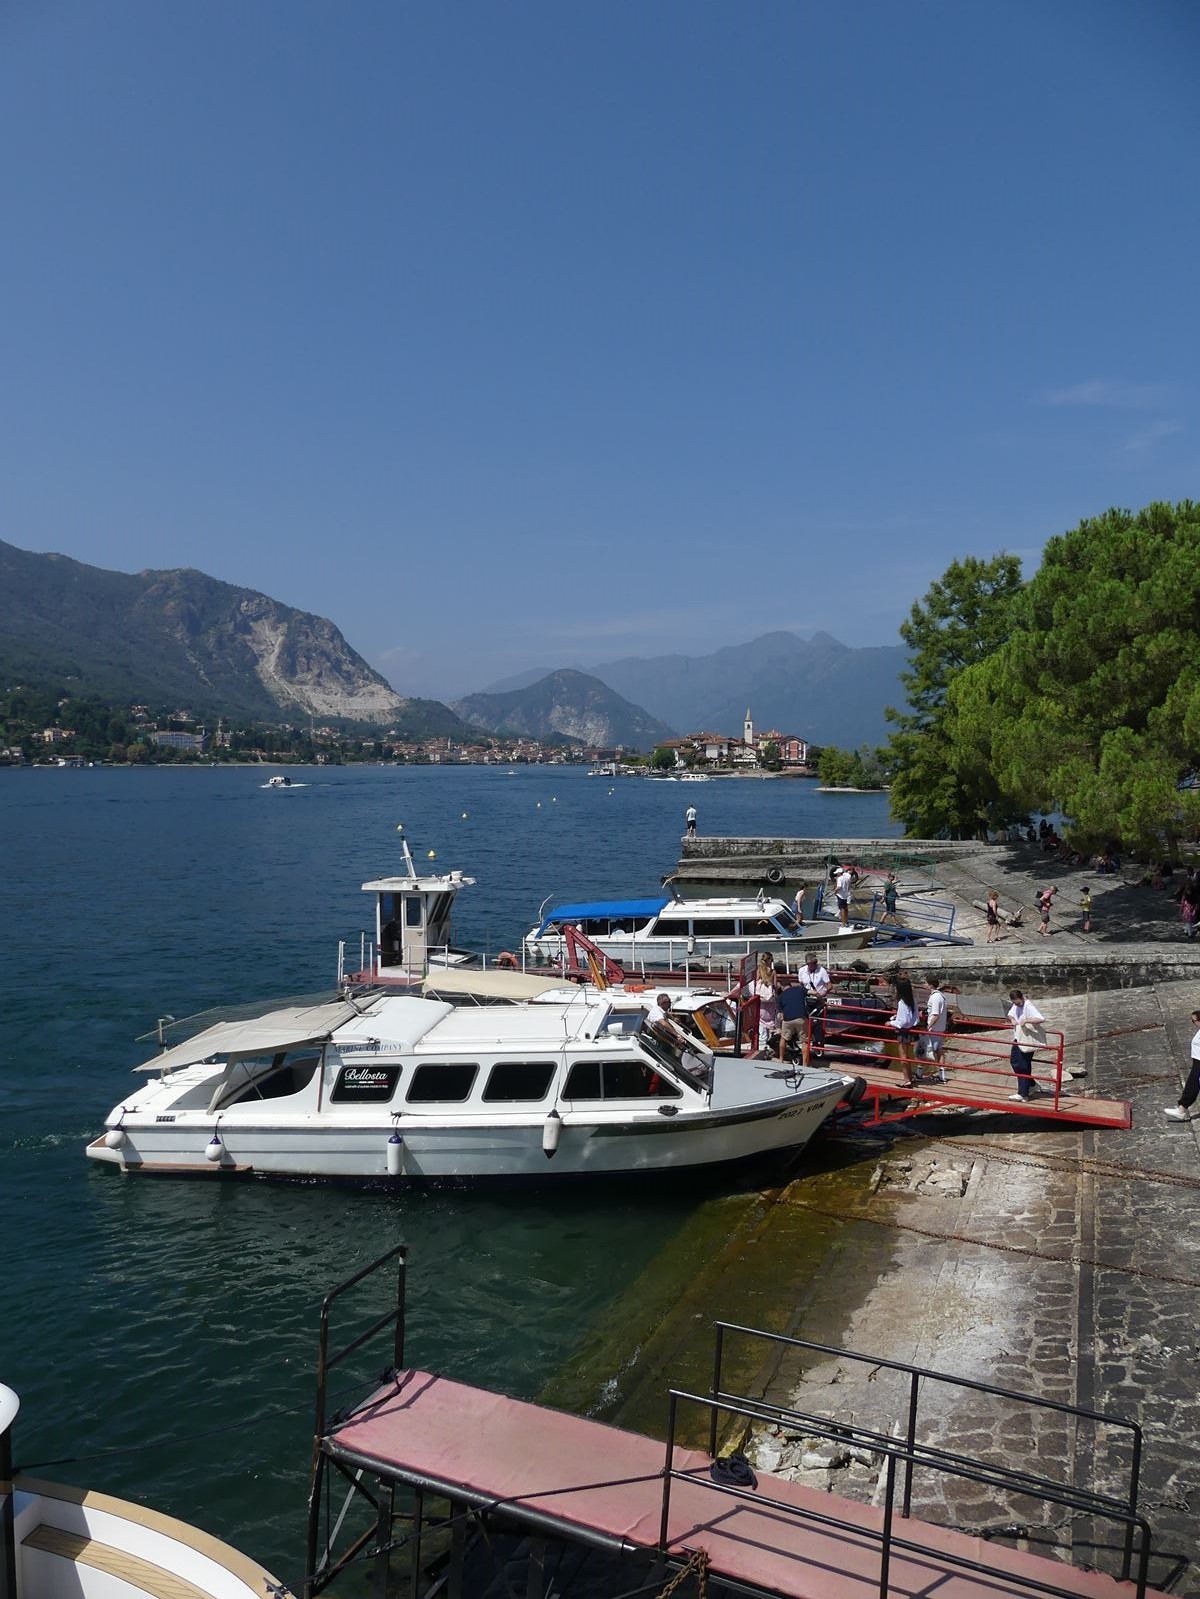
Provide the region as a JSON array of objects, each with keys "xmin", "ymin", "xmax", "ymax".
[{"xmin": 396, "ymin": 823, "xmax": 417, "ymax": 879}]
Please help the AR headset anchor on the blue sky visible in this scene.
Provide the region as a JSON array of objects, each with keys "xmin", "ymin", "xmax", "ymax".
[{"xmin": 2, "ymin": 0, "xmax": 1196, "ymax": 699}]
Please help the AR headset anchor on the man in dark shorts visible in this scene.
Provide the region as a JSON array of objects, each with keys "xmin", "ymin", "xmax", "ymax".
[{"xmin": 777, "ymin": 979, "xmax": 811, "ymax": 1065}]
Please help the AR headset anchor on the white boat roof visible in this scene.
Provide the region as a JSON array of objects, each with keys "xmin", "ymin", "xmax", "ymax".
[
  {"xmin": 136, "ymin": 999, "xmax": 374, "ymax": 1073},
  {"xmin": 409, "ymin": 994, "xmax": 615, "ymax": 1050},
  {"xmin": 361, "ymin": 871, "xmax": 474, "ymax": 892},
  {"xmin": 421, "ymin": 968, "xmax": 573, "ymax": 1001}
]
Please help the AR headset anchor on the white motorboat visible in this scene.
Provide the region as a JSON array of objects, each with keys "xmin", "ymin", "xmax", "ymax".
[
  {"xmin": 86, "ymin": 983, "xmax": 851, "ymax": 1182},
  {"xmin": 523, "ymin": 892, "xmax": 876, "ymax": 972},
  {"xmin": 264, "ymin": 773, "xmax": 294, "ymax": 788},
  {"xmin": 1, "ymin": 1383, "xmax": 276, "ymax": 1599}
]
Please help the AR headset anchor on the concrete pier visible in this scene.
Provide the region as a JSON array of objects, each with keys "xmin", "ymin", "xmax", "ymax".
[{"xmin": 555, "ymin": 835, "xmax": 1200, "ymax": 1595}]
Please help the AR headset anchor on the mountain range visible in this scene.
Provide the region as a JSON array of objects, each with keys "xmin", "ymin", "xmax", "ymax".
[
  {"xmin": 2, "ymin": 541, "xmax": 907, "ymax": 748},
  {"xmin": 0, "ymin": 540, "xmax": 466, "ymax": 734},
  {"xmin": 477, "ymin": 632, "xmax": 906, "ymax": 746},
  {"xmin": 453, "ymin": 669, "xmax": 675, "ymax": 749}
]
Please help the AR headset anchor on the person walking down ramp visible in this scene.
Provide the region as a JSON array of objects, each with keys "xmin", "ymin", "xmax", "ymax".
[
  {"xmin": 685, "ymin": 805, "xmax": 698, "ymax": 837},
  {"xmin": 1164, "ymin": 1009, "xmax": 1200, "ymax": 1121},
  {"xmin": 1007, "ymin": 989, "xmax": 1047, "ymax": 1101}
]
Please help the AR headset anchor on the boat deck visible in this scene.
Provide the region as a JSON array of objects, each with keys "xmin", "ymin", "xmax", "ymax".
[{"xmin": 325, "ymin": 1371, "xmax": 1163, "ymax": 1599}]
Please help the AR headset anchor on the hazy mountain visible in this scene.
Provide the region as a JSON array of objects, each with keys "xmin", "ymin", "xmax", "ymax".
[
  {"xmin": 478, "ymin": 665, "xmax": 571, "ymax": 694},
  {"xmin": 585, "ymin": 631, "xmax": 906, "ymax": 746},
  {"xmin": 453, "ymin": 669, "xmax": 675, "ymax": 748},
  {"xmin": 0, "ymin": 539, "xmax": 468, "ymax": 732}
]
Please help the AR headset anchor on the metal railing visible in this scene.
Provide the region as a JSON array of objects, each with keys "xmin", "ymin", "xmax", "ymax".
[
  {"xmin": 305, "ymin": 1244, "xmax": 408, "ymax": 1598},
  {"xmin": 867, "ymin": 889, "xmax": 958, "ymax": 938},
  {"xmin": 658, "ymin": 1322, "xmax": 1151, "ymax": 1599}
]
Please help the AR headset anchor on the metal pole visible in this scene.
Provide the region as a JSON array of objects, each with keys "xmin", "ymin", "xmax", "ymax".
[
  {"xmin": 659, "ymin": 1396, "xmax": 678, "ymax": 1550},
  {"xmin": 0, "ymin": 1387, "xmax": 19, "ymax": 1599},
  {"xmin": 902, "ymin": 1370, "xmax": 919, "ymax": 1517},
  {"xmin": 878, "ymin": 1453, "xmax": 896, "ymax": 1599},
  {"xmin": 708, "ymin": 1327, "xmax": 725, "ymax": 1459}
]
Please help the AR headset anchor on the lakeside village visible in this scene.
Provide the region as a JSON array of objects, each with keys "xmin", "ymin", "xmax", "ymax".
[{"xmin": 0, "ymin": 694, "xmax": 833, "ymax": 776}]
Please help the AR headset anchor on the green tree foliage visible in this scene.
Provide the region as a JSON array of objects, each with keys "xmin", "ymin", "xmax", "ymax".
[
  {"xmin": 885, "ymin": 554, "xmax": 1024, "ymax": 837},
  {"xmin": 818, "ymin": 744, "xmax": 887, "ymax": 789},
  {"xmin": 651, "ymin": 744, "xmax": 675, "ymax": 772},
  {"xmin": 760, "ymin": 739, "xmax": 781, "ymax": 771},
  {"xmin": 953, "ymin": 502, "xmax": 1200, "ymax": 852}
]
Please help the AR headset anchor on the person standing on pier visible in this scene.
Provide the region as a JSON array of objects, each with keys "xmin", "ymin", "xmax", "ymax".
[
  {"xmin": 880, "ymin": 872, "xmax": 899, "ymax": 925},
  {"xmin": 887, "ymin": 975, "xmax": 920, "ymax": 1088},
  {"xmin": 752, "ymin": 952, "xmax": 779, "ymax": 1056},
  {"xmin": 1080, "ymin": 886, "xmax": 1093, "ymax": 934},
  {"xmin": 777, "ymin": 978, "xmax": 810, "ymax": 1065},
  {"xmin": 985, "ymin": 890, "xmax": 1001, "ymax": 943},
  {"xmin": 1164, "ymin": 1009, "xmax": 1200, "ymax": 1121},
  {"xmin": 1007, "ymin": 989, "xmax": 1047, "ymax": 1101},
  {"xmin": 798, "ymin": 950, "xmax": 830, "ymax": 1054},
  {"xmin": 835, "ymin": 862, "xmax": 855, "ymax": 925},
  {"xmin": 685, "ymin": 804, "xmax": 697, "ymax": 837},
  {"xmin": 924, "ymin": 976, "xmax": 948, "ymax": 1072}
]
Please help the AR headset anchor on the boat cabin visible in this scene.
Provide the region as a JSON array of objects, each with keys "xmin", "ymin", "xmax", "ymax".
[{"xmin": 358, "ymin": 837, "xmax": 475, "ymax": 979}]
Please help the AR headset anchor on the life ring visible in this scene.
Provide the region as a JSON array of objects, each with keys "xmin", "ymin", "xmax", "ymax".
[
  {"xmin": 766, "ymin": 866, "xmax": 785, "ymax": 886},
  {"xmin": 495, "ymin": 951, "xmax": 519, "ymax": 970}
]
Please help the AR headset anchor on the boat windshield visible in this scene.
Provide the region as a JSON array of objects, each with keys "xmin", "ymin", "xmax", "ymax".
[{"xmin": 638, "ymin": 1023, "xmax": 710, "ymax": 1094}]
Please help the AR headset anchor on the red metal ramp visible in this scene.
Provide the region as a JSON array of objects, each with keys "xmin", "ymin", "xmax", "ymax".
[
  {"xmin": 326, "ymin": 1371, "xmax": 1164, "ymax": 1599},
  {"xmin": 845, "ymin": 1062, "xmax": 1132, "ymax": 1129}
]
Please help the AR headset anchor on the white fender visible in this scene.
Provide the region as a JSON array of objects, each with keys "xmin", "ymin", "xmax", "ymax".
[
  {"xmin": 386, "ymin": 1131, "xmax": 404, "ymax": 1177},
  {"xmin": 205, "ymin": 1132, "xmax": 224, "ymax": 1163},
  {"xmin": 104, "ymin": 1127, "xmax": 127, "ymax": 1150},
  {"xmin": 542, "ymin": 1109, "xmax": 562, "ymax": 1158}
]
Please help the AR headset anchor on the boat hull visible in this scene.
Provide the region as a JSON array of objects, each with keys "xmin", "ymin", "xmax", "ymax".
[{"xmin": 86, "ymin": 1084, "xmax": 844, "ymax": 1183}]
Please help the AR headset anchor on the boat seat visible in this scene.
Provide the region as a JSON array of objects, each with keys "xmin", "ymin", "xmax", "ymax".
[{"xmin": 22, "ymin": 1523, "xmax": 215, "ymax": 1599}]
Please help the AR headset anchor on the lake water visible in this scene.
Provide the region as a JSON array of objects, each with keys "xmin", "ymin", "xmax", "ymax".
[{"xmin": 0, "ymin": 765, "xmax": 897, "ymax": 1577}]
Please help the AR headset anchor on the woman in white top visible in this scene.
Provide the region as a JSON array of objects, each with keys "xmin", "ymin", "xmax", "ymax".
[
  {"xmin": 888, "ymin": 975, "xmax": 920, "ymax": 1087},
  {"xmin": 1007, "ymin": 989, "xmax": 1046, "ymax": 1101},
  {"xmin": 753, "ymin": 953, "xmax": 779, "ymax": 1053},
  {"xmin": 1164, "ymin": 1009, "xmax": 1200, "ymax": 1121}
]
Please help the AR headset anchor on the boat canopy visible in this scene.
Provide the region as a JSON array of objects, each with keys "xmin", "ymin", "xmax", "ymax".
[
  {"xmin": 134, "ymin": 1000, "xmax": 363, "ymax": 1074},
  {"xmin": 537, "ymin": 897, "xmax": 668, "ymax": 932},
  {"xmin": 421, "ymin": 969, "xmax": 572, "ymax": 1001}
]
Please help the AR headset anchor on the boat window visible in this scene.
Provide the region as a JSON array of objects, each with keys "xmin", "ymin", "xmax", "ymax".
[
  {"xmin": 562, "ymin": 1060, "xmax": 681, "ymax": 1100},
  {"xmin": 405, "ymin": 896, "xmax": 423, "ymax": 927},
  {"xmin": 562, "ymin": 1060, "xmax": 601, "ymax": 1100},
  {"xmin": 482, "ymin": 1061, "xmax": 556, "ymax": 1103},
  {"xmin": 604, "ymin": 1060, "xmax": 681, "ymax": 1099},
  {"xmin": 688, "ymin": 917, "xmax": 739, "ymax": 936},
  {"xmin": 406, "ymin": 1062, "xmax": 478, "ymax": 1103},
  {"xmin": 654, "ymin": 917, "xmax": 691, "ymax": 935},
  {"xmin": 596, "ymin": 1010, "xmax": 643, "ymax": 1037},
  {"xmin": 219, "ymin": 1054, "xmax": 321, "ymax": 1108}
]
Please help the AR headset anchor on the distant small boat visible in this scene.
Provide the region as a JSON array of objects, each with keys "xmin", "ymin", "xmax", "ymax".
[{"xmin": 264, "ymin": 774, "xmax": 302, "ymax": 789}]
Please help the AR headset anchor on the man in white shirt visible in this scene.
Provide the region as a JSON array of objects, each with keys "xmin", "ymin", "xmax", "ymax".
[
  {"xmin": 685, "ymin": 805, "xmax": 698, "ymax": 836},
  {"xmin": 798, "ymin": 952, "xmax": 830, "ymax": 1053},
  {"xmin": 924, "ymin": 977, "xmax": 948, "ymax": 1075},
  {"xmin": 1164, "ymin": 1008, "xmax": 1200, "ymax": 1121},
  {"xmin": 835, "ymin": 864, "xmax": 855, "ymax": 925},
  {"xmin": 1006, "ymin": 988, "xmax": 1046, "ymax": 1102}
]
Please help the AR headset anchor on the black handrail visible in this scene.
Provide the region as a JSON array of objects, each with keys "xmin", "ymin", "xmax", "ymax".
[
  {"xmin": 305, "ymin": 1245, "xmax": 408, "ymax": 1599},
  {"xmin": 663, "ymin": 1385, "xmax": 1153, "ymax": 1599},
  {"xmin": 706, "ymin": 1320, "xmax": 1145, "ymax": 1586}
]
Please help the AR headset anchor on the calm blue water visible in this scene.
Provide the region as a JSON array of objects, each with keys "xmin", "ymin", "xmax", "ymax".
[{"xmin": 0, "ymin": 765, "xmax": 896, "ymax": 1575}]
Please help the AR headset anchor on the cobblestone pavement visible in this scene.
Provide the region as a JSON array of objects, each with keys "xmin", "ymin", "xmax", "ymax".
[{"xmin": 743, "ymin": 979, "xmax": 1200, "ymax": 1596}]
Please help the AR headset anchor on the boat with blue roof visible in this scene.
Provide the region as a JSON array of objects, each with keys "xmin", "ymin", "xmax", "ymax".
[{"xmin": 522, "ymin": 891, "xmax": 876, "ymax": 972}]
